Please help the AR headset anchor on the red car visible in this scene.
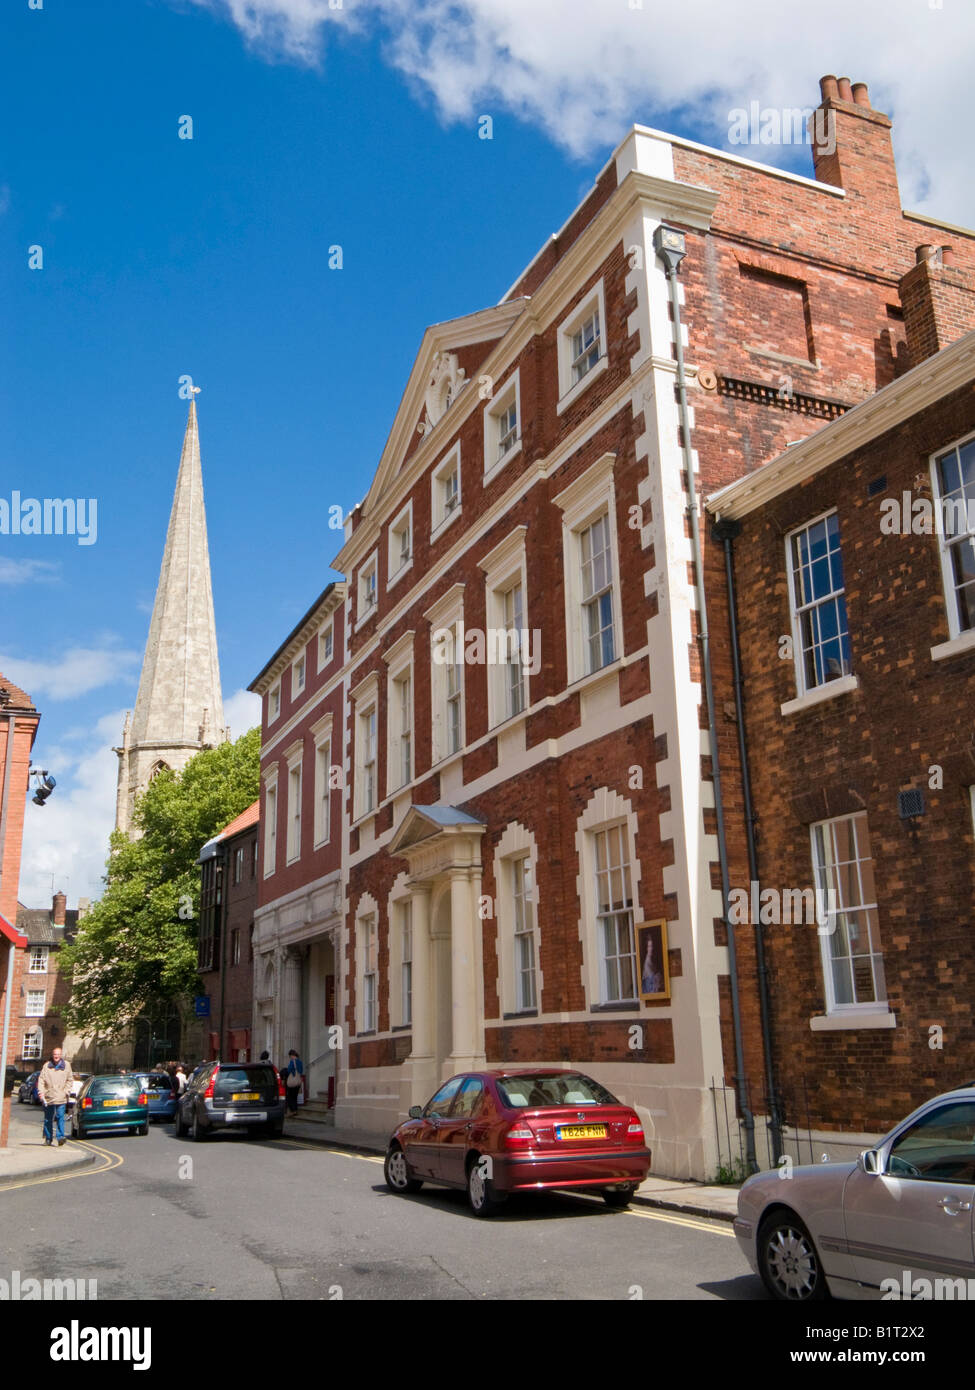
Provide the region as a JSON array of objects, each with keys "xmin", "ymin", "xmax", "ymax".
[{"xmin": 384, "ymin": 1068, "xmax": 652, "ymax": 1216}]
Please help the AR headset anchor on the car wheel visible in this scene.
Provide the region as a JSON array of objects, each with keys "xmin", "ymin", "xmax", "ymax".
[
  {"xmin": 138, "ymin": 1123, "xmax": 149, "ymax": 1136},
  {"xmin": 266, "ymin": 1123, "xmax": 284, "ymax": 1139},
  {"xmin": 384, "ymin": 1145, "xmax": 423, "ymax": 1195},
  {"xmin": 466, "ymin": 1155, "xmax": 506, "ymax": 1217},
  {"xmin": 758, "ymin": 1211, "xmax": 829, "ymax": 1302},
  {"xmin": 190, "ymin": 1111, "xmax": 207, "ymax": 1143},
  {"xmin": 75, "ymin": 1124, "xmax": 86, "ymax": 1140},
  {"xmin": 602, "ymin": 1186, "xmax": 636, "ymax": 1210}
]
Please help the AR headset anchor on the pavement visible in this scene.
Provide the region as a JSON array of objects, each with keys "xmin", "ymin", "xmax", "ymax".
[
  {"xmin": 282, "ymin": 1113, "xmax": 741, "ymax": 1222},
  {"xmin": 0, "ymin": 1102, "xmax": 97, "ymax": 1188}
]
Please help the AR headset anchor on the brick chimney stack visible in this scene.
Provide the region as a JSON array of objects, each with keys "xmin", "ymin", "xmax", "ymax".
[
  {"xmin": 811, "ymin": 74, "xmax": 901, "ymax": 215},
  {"xmin": 52, "ymin": 890, "xmax": 66, "ymax": 926},
  {"xmin": 898, "ymin": 244, "xmax": 975, "ymax": 365}
]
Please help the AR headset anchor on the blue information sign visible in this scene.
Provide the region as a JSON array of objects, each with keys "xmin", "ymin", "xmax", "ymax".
[{"xmin": 194, "ymin": 995, "xmax": 211, "ymax": 1018}]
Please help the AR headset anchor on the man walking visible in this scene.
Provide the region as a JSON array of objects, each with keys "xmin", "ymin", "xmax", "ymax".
[{"xmin": 38, "ymin": 1047, "xmax": 74, "ymax": 1147}]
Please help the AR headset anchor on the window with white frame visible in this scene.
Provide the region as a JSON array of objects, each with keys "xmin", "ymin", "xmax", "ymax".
[
  {"xmin": 446, "ymin": 637, "xmax": 463, "ymax": 756},
  {"xmin": 263, "ymin": 777, "xmax": 278, "ymax": 877},
  {"xmin": 233, "ymin": 847, "xmax": 244, "ymax": 884},
  {"xmin": 231, "ymin": 929, "xmax": 241, "ymax": 967},
  {"xmin": 286, "ymin": 757, "xmax": 302, "ymax": 863},
  {"xmin": 359, "ymin": 554, "xmax": 378, "ymax": 622},
  {"xmin": 812, "ymin": 812, "xmax": 885, "ymax": 1011},
  {"xmin": 787, "ymin": 511, "xmax": 852, "ymax": 693},
  {"xmin": 479, "ymin": 527, "xmax": 529, "ymax": 728},
  {"xmin": 292, "ymin": 652, "xmax": 306, "ymax": 698},
  {"xmin": 362, "ymin": 708, "xmax": 377, "ymax": 813},
  {"xmin": 502, "ymin": 582, "xmax": 527, "ymax": 718},
  {"xmin": 484, "ymin": 371, "xmax": 521, "ymax": 481},
  {"xmin": 29, "ymin": 946, "xmax": 49, "ymax": 974},
  {"xmin": 22, "ymin": 1028, "xmax": 41, "ymax": 1060},
  {"xmin": 393, "ymin": 671, "xmax": 412, "ymax": 789},
  {"xmin": 431, "ymin": 444, "xmax": 462, "ymax": 535},
  {"xmin": 932, "ymin": 434, "xmax": 975, "ymax": 637},
  {"xmin": 26, "ymin": 990, "xmax": 46, "ymax": 1017},
  {"xmin": 592, "ymin": 824, "xmax": 637, "ymax": 1003},
  {"xmin": 361, "ymin": 915, "xmax": 378, "ymax": 1032},
  {"xmin": 512, "ymin": 855, "xmax": 537, "ymax": 1011},
  {"xmin": 554, "ymin": 455, "xmax": 622, "ymax": 685},
  {"xmin": 557, "ymin": 281, "xmax": 607, "ymax": 412},
  {"xmin": 318, "ymin": 620, "xmax": 334, "ymax": 671},
  {"xmin": 388, "ymin": 502, "xmax": 413, "ymax": 587},
  {"xmin": 426, "ymin": 586, "xmax": 465, "ymax": 762},
  {"xmin": 400, "ymin": 901, "xmax": 413, "ymax": 1027},
  {"xmin": 352, "ymin": 673, "xmax": 380, "ymax": 820},
  {"xmin": 313, "ymin": 728, "xmax": 332, "ymax": 847},
  {"xmin": 268, "ymin": 682, "xmax": 281, "ymax": 723},
  {"xmin": 384, "ymin": 633, "xmax": 414, "ymax": 795}
]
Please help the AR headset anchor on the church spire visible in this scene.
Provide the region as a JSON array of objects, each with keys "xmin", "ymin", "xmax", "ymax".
[{"xmin": 114, "ymin": 398, "xmax": 225, "ymax": 835}]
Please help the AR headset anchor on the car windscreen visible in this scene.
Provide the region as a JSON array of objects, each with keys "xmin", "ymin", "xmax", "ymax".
[
  {"xmin": 90, "ymin": 1079, "xmax": 144, "ymax": 1099},
  {"xmin": 496, "ymin": 1073, "xmax": 619, "ymax": 1109},
  {"xmin": 213, "ymin": 1067, "xmax": 276, "ymax": 1095},
  {"xmin": 136, "ymin": 1075, "xmax": 174, "ymax": 1092}
]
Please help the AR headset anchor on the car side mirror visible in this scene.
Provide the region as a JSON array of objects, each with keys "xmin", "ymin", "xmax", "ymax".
[
  {"xmin": 859, "ymin": 1148, "xmax": 882, "ymax": 1175},
  {"xmin": 408, "ymin": 1105, "xmax": 423, "ymax": 1119}
]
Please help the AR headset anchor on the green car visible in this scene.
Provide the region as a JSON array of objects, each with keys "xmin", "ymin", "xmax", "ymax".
[{"xmin": 71, "ymin": 1075, "xmax": 150, "ymax": 1139}]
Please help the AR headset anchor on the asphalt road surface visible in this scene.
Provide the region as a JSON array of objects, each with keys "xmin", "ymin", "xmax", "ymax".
[{"xmin": 1, "ymin": 1108, "xmax": 764, "ymax": 1301}]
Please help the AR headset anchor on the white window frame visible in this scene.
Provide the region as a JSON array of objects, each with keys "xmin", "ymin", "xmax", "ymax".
[
  {"xmin": 591, "ymin": 822, "xmax": 639, "ymax": 1005},
  {"xmin": 26, "ymin": 989, "xmax": 46, "ymax": 1018},
  {"xmin": 383, "ymin": 631, "xmax": 415, "ymax": 795},
  {"xmin": 494, "ymin": 823, "xmax": 542, "ymax": 1017},
  {"xmin": 310, "ymin": 713, "xmax": 334, "ymax": 848},
  {"xmin": 351, "ymin": 671, "xmax": 380, "ymax": 821},
  {"xmin": 29, "ymin": 946, "xmax": 49, "ymax": 974},
  {"xmin": 786, "ymin": 509, "xmax": 852, "ymax": 697},
  {"xmin": 291, "ymin": 652, "xmax": 306, "ymax": 699},
  {"xmin": 931, "ymin": 430, "xmax": 975, "ymax": 640},
  {"xmin": 22, "ymin": 1027, "xmax": 42, "ymax": 1060},
  {"xmin": 483, "ymin": 369, "xmax": 522, "ymax": 484},
  {"xmin": 478, "ymin": 526, "xmax": 530, "ymax": 729},
  {"xmin": 262, "ymin": 769, "xmax": 278, "ymax": 878},
  {"xmin": 387, "ymin": 500, "xmax": 414, "ymax": 591},
  {"xmin": 425, "ymin": 584, "xmax": 465, "ymax": 765},
  {"xmin": 575, "ymin": 789, "xmax": 643, "ymax": 1010},
  {"xmin": 812, "ymin": 812, "xmax": 886, "ymax": 1015},
  {"xmin": 557, "ymin": 279, "xmax": 608, "ymax": 415},
  {"xmin": 317, "ymin": 619, "xmax": 334, "ymax": 673},
  {"xmin": 357, "ymin": 550, "xmax": 379, "ymax": 630},
  {"xmin": 268, "ymin": 682, "xmax": 281, "ymax": 724},
  {"xmin": 233, "ymin": 846, "xmax": 244, "ymax": 884},
  {"xmin": 358, "ymin": 911, "xmax": 379, "ymax": 1034},
  {"xmin": 285, "ymin": 742, "xmax": 303, "ymax": 864},
  {"xmin": 431, "ymin": 442, "xmax": 462, "ymax": 539},
  {"xmin": 512, "ymin": 855, "xmax": 538, "ymax": 1012},
  {"xmin": 553, "ymin": 453, "xmax": 623, "ymax": 685}
]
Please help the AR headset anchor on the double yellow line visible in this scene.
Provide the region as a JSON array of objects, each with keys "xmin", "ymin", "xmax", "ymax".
[{"xmin": 0, "ymin": 1137, "xmax": 124, "ymax": 1194}]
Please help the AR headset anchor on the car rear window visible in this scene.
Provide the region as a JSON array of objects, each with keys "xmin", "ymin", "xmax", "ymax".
[
  {"xmin": 496, "ymin": 1073, "xmax": 619, "ymax": 1109},
  {"xmin": 90, "ymin": 1079, "xmax": 144, "ymax": 1099},
  {"xmin": 214, "ymin": 1066, "xmax": 276, "ymax": 1094},
  {"xmin": 137, "ymin": 1075, "xmax": 174, "ymax": 1091}
]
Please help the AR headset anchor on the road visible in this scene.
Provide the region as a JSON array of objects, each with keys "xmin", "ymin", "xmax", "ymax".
[{"xmin": 1, "ymin": 1107, "xmax": 764, "ymax": 1301}]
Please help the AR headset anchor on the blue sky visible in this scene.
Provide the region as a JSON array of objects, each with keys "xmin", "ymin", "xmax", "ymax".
[{"xmin": 2, "ymin": 0, "xmax": 971, "ymax": 905}]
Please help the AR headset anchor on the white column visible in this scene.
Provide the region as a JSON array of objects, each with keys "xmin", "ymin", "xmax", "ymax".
[
  {"xmin": 409, "ymin": 883, "xmax": 434, "ymax": 1061},
  {"xmin": 449, "ymin": 868, "xmax": 477, "ymax": 1066},
  {"xmin": 280, "ymin": 947, "xmax": 303, "ymax": 1060}
]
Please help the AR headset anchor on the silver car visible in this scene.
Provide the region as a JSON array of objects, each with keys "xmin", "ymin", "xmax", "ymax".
[{"xmin": 735, "ymin": 1086, "xmax": 975, "ymax": 1300}]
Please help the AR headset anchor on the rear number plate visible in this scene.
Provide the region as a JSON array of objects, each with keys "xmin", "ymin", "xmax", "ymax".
[
  {"xmin": 232, "ymin": 1092, "xmax": 260, "ymax": 1101},
  {"xmin": 557, "ymin": 1124, "xmax": 607, "ymax": 1140},
  {"xmin": 225, "ymin": 1111, "xmax": 266, "ymax": 1123},
  {"xmin": 102, "ymin": 1099, "xmax": 126, "ymax": 1108}
]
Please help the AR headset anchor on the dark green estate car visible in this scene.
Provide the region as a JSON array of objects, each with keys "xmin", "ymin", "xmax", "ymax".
[{"xmin": 70, "ymin": 1075, "xmax": 150, "ymax": 1138}]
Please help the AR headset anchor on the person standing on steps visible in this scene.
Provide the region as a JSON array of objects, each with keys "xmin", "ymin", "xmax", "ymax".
[
  {"xmin": 38, "ymin": 1046, "xmax": 74, "ymax": 1147},
  {"xmin": 284, "ymin": 1049, "xmax": 303, "ymax": 1118}
]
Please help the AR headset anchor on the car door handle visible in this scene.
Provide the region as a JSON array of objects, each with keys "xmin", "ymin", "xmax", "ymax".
[{"xmin": 938, "ymin": 1196, "xmax": 972, "ymax": 1212}]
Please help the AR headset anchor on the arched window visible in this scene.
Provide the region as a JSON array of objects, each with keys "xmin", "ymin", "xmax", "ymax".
[{"xmin": 149, "ymin": 761, "xmax": 170, "ymax": 781}]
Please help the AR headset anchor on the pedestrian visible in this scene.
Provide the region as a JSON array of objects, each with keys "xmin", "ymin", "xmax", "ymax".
[
  {"xmin": 174, "ymin": 1062, "xmax": 187, "ymax": 1095},
  {"xmin": 284, "ymin": 1049, "xmax": 303, "ymax": 1117},
  {"xmin": 37, "ymin": 1047, "xmax": 74, "ymax": 1147}
]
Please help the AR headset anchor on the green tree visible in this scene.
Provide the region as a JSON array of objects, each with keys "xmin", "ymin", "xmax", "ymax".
[{"xmin": 60, "ymin": 728, "xmax": 260, "ymax": 1040}]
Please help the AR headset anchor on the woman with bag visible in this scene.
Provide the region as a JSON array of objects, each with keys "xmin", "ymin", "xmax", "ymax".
[{"xmin": 284, "ymin": 1049, "xmax": 303, "ymax": 1117}]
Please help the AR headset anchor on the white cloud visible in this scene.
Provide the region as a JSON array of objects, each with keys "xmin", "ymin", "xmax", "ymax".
[
  {"xmin": 0, "ymin": 646, "xmax": 140, "ymax": 701},
  {"xmin": 17, "ymin": 710, "xmax": 122, "ymax": 909},
  {"xmin": 223, "ymin": 686, "xmax": 261, "ymax": 740},
  {"xmin": 0, "ymin": 557, "xmax": 60, "ymax": 585},
  {"xmin": 184, "ymin": 0, "xmax": 975, "ymax": 224}
]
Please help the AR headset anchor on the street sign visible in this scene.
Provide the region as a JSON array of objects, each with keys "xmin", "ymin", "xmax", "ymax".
[{"xmin": 194, "ymin": 996, "xmax": 210, "ymax": 1018}]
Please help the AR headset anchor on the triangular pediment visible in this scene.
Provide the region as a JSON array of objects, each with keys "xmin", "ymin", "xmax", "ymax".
[{"xmin": 389, "ymin": 803, "xmax": 486, "ymax": 856}]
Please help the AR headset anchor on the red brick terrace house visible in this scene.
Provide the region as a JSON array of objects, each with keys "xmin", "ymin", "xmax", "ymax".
[
  {"xmin": 0, "ymin": 675, "xmax": 41, "ymax": 1146},
  {"xmin": 14, "ymin": 891, "xmax": 90, "ymax": 1073},
  {"xmin": 197, "ymin": 802, "xmax": 259, "ymax": 1064},
  {"xmin": 706, "ymin": 253, "xmax": 975, "ymax": 1164}
]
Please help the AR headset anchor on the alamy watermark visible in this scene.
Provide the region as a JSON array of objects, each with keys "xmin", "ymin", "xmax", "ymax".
[
  {"xmin": 1, "ymin": 1268, "xmax": 97, "ymax": 1299},
  {"xmin": 431, "ymin": 623, "xmax": 541, "ymax": 676},
  {"xmin": 0, "ymin": 492, "xmax": 97, "ymax": 545},
  {"xmin": 727, "ymin": 881, "xmax": 838, "ymax": 932},
  {"xmin": 879, "ymin": 490, "xmax": 975, "ymax": 536},
  {"xmin": 727, "ymin": 103, "xmax": 836, "ymax": 156}
]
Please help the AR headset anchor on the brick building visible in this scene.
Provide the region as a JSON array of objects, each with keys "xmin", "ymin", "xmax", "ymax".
[
  {"xmin": 197, "ymin": 801, "xmax": 260, "ymax": 1064},
  {"xmin": 0, "ymin": 675, "xmax": 41, "ymax": 1147},
  {"xmin": 253, "ymin": 71, "xmax": 975, "ymax": 1176},
  {"xmin": 706, "ymin": 257, "xmax": 975, "ymax": 1161},
  {"xmin": 13, "ymin": 891, "xmax": 91, "ymax": 1072},
  {"xmin": 248, "ymin": 582, "xmax": 346, "ymax": 1106}
]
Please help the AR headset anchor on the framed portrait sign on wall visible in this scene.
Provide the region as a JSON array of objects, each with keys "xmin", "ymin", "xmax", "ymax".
[{"xmin": 636, "ymin": 919, "xmax": 670, "ymax": 1002}]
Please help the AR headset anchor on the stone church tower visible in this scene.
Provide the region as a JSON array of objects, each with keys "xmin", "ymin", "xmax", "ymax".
[{"xmin": 114, "ymin": 399, "xmax": 226, "ymax": 835}]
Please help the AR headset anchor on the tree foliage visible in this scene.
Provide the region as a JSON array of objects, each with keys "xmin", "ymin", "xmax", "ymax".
[{"xmin": 60, "ymin": 728, "xmax": 260, "ymax": 1040}]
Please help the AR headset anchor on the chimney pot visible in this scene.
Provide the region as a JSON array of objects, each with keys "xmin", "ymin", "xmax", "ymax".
[
  {"xmin": 941, "ymin": 244, "xmax": 956, "ymax": 267},
  {"xmin": 837, "ymin": 77, "xmax": 854, "ymax": 102},
  {"xmin": 851, "ymin": 81, "xmax": 870, "ymax": 108},
  {"xmin": 820, "ymin": 74, "xmax": 840, "ymax": 102},
  {"xmin": 52, "ymin": 891, "xmax": 67, "ymax": 926},
  {"xmin": 915, "ymin": 244, "xmax": 937, "ymax": 264}
]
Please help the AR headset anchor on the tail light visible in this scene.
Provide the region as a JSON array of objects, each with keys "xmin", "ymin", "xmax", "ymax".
[
  {"xmin": 81, "ymin": 1097, "xmax": 93, "ymax": 1109},
  {"xmin": 503, "ymin": 1122, "xmax": 536, "ymax": 1148},
  {"xmin": 275, "ymin": 1069, "xmax": 286, "ymax": 1099},
  {"xmin": 625, "ymin": 1116, "xmax": 644, "ymax": 1142},
  {"xmin": 137, "ymin": 1093, "xmax": 148, "ymax": 1106},
  {"xmin": 204, "ymin": 1071, "xmax": 216, "ymax": 1099}
]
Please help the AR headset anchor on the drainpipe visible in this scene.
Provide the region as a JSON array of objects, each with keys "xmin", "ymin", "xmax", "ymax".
[
  {"xmin": 712, "ymin": 519, "xmax": 783, "ymax": 1163},
  {"xmin": 0, "ymin": 710, "xmax": 20, "ymax": 1142},
  {"xmin": 653, "ymin": 226, "xmax": 757, "ymax": 1174}
]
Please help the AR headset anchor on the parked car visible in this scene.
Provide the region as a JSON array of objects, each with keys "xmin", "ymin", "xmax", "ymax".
[
  {"xmin": 66, "ymin": 1073, "xmax": 92, "ymax": 1114},
  {"xmin": 70, "ymin": 1075, "xmax": 149, "ymax": 1139},
  {"xmin": 18, "ymin": 1071, "xmax": 41, "ymax": 1105},
  {"xmin": 174, "ymin": 1061, "xmax": 285, "ymax": 1140},
  {"xmin": 384, "ymin": 1069, "xmax": 652, "ymax": 1217},
  {"xmin": 735, "ymin": 1085, "xmax": 975, "ymax": 1301},
  {"xmin": 133, "ymin": 1072, "xmax": 178, "ymax": 1122}
]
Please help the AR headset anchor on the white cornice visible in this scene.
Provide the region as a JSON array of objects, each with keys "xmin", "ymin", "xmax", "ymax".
[
  {"xmin": 349, "ymin": 669, "xmax": 380, "ymax": 705},
  {"xmin": 382, "ymin": 629, "xmax": 416, "ymax": 667},
  {"xmin": 423, "ymin": 582, "xmax": 466, "ymax": 629},
  {"xmin": 477, "ymin": 524, "xmax": 528, "ymax": 576},
  {"xmin": 707, "ymin": 331, "xmax": 975, "ymax": 520},
  {"xmin": 553, "ymin": 452, "xmax": 617, "ymax": 517},
  {"xmin": 251, "ymin": 583, "xmax": 347, "ymax": 694}
]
